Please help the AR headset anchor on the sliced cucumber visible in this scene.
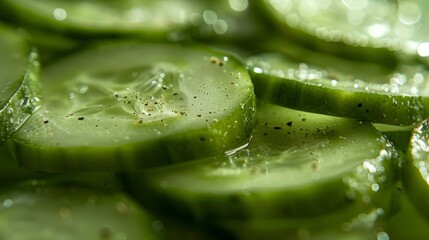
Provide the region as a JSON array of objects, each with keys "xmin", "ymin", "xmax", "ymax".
[
  {"xmin": 0, "ymin": 180, "xmax": 160, "ymax": 240},
  {"xmin": 217, "ymin": 205, "xmax": 386, "ymax": 240},
  {"xmin": 124, "ymin": 103, "xmax": 398, "ymax": 221},
  {"xmin": 9, "ymin": 41, "xmax": 255, "ymax": 171},
  {"xmin": 0, "ymin": 22, "xmax": 40, "ymax": 145},
  {"xmin": 402, "ymin": 118, "xmax": 429, "ymax": 221},
  {"xmin": 0, "ymin": 0, "xmax": 261, "ymax": 41},
  {"xmin": 246, "ymin": 51, "xmax": 429, "ymax": 126},
  {"xmin": 258, "ymin": 0, "xmax": 429, "ymax": 62}
]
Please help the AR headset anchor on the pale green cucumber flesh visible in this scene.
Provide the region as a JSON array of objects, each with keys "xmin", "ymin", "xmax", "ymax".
[
  {"xmin": 125, "ymin": 103, "xmax": 398, "ymax": 221},
  {"xmin": 9, "ymin": 42, "xmax": 255, "ymax": 171},
  {"xmin": 0, "ymin": 181, "xmax": 160, "ymax": 240},
  {"xmin": 247, "ymin": 52, "xmax": 429, "ymax": 126},
  {"xmin": 0, "ymin": 23, "xmax": 41, "ymax": 145}
]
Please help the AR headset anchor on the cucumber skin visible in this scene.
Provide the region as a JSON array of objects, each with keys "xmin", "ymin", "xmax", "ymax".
[{"xmin": 250, "ymin": 72, "xmax": 426, "ymax": 126}]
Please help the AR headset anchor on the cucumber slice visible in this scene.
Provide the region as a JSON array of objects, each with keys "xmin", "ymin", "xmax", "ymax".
[
  {"xmin": 0, "ymin": 22, "xmax": 40, "ymax": 145},
  {"xmin": 0, "ymin": 180, "xmax": 160, "ymax": 240},
  {"xmin": 0, "ymin": 0, "xmax": 261, "ymax": 41},
  {"xmin": 9, "ymin": 41, "xmax": 255, "ymax": 171},
  {"xmin": 124, "ymin": 103, "xmax": 398, "ymax": 221},
  {"xmin": 246, "ymin": 52, "xmax": 429, "ymax": 126},
  {"xmin": 402, "ymin": 118, "xmax": 429, "ymax": 221},
  {"xmin": 217, "ymin": 205, "xmax": 386, "ymax": 240},
  {"xmin": 258, "ymin": 0, "xmax": 429, "ymax": 61}
]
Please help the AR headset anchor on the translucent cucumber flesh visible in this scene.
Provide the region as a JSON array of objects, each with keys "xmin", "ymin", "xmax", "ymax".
[
  {"xmin": 126, "ymin": 103, "xmax": 397, "ymax": 220},
  {"xmin": 247, "ymin": 52, "xmax": 429, "ymax": 125},
  {"xmin": 10, "ymin": 42, "xmax": 255, "ymax": 171},
  {"xmin": 0, "ymin": 23, "xmax": 41, "ymax": 144},
  {"xmin": 0, "ymin": 181, "xmax": 160, "ymax": 240}
]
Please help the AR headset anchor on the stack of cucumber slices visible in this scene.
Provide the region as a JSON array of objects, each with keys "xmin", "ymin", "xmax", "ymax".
[{"xmin": 1, "ymin": 1, "xmax": 429, "ymax": 239}]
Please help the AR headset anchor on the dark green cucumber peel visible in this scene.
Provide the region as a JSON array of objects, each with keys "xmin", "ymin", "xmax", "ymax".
[
  {"xmin": 402, "ymin": 118, "xmax": 429, "ymax": 221},
  {"xmin": 0, "ymin": 180, "xmax": 161, "ymax": 240},
  {"xmin": 124, "ymin": 103, "xmax": 398, "ymax": 221},
  {"xmin": 9, "ymin": 42, "xmax": 255, "ymax": 171},
  {"xmin": 0, "ymin": 23, "xmax": 41, "ymax": 145},
  {"xmin": 247, "ymin": 52, "xmax": 429, "ymax": 126}
]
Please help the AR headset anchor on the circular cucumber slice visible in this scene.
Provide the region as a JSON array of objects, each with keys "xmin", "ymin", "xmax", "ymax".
[
  {"xmin": 9, "ymin": 41, "xmax": 255, "ymax": 171},
  {"xmin": 258, "ymin": 0, "xmax": 429, "ymax": 61},
  {"xmin": 0, "ymin": 181, "xmax": 160, "ymax": 240},
  {"xmin": 0, "ymin": 23, "xmax": 41, "ymax": 145},
  {"xmin": 402, "ymin": 118, "xmax": 429, "ymax": 221},
  {"xmin": 125, "ymin": 103, "xmax": 398, "ymax": 221},
  {"xmin": 246, "ymin": 51, "xmax": 429, "ymax": 126},
  {"xmin": 0, "ymin": 0, "xmax": 261, "ymax": 41}
]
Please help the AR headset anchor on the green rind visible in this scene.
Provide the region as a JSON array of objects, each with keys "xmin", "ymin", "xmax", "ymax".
[
  {"xmin": 124, "ymin": 103, "xmax": 398, "ymax": 221},
  {"xmin": 0, "ymin": 180, "xmax": 160, "ymax": 240},
  {"xmin": 0, "ymin": 23, "xmax": 41, "ymax": 145},
  {"xmin": 247, "ymin": 52, "xmax": 429, "ymax": 126},
  {"xmin": 9, "ymin": 42, "xmax": 255, "ymax": 171}
]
